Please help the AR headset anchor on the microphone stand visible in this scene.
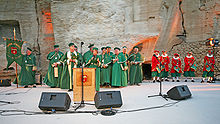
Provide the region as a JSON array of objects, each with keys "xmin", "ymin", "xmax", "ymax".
[
  {"xmin": 148, "ymin": 54, "xmax": 168, "ymax": 101},
  {"xmin": 148, "ymin": 81, "xmax": 168, "ymax": 101},
  {"xmin": 74, "ymin": 42, "xmax": 94, "ymax": 111}
]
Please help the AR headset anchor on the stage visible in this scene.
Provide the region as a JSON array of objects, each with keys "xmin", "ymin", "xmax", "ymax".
[{"xmin": 0, "ymin": 79, "xmax": 220, "ymax": 124}]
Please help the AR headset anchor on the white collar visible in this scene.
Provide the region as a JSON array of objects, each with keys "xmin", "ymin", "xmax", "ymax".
[
  {"xmin": 154, "ymin": 53, "xmax": 160, "ymax": 57},
  {"xmin": 161, "ymin": 54, "xmax": 168, "ymax": 57},
  {"xmin": 67, "ymin": 51, "xmax": 77, "ymax": 59},
  {"xmin": 207, "ymin": 54, "xmax": 213, "ymax": 57},
  {"xmin": 173, "ymin": 56, "xmax": 179, "ymax": 60},
  {"xmin": 186, "ymin": 55, "xmax": 193, "ymax": 58}
]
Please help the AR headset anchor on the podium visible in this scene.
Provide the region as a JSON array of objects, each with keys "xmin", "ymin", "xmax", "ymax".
[{"xmin": 72, "ymin": 68, "xmax": 96, "ymax": 102}]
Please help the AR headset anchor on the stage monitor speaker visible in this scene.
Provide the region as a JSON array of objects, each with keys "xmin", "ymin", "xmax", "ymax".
[
  {"xmin": 167, "ymin": 85, "xmax": 192, "ymax": 100},
  {"xmin": 94, "ymin": 91, "xmax": 122, "ymax": 109},
  {"xmin": 38, "ymin": 92, "xmax": 71, "ymax": 111},
  {"xmin": 0, "ymin": 79, "xmax": 11, "ymax": 87}
]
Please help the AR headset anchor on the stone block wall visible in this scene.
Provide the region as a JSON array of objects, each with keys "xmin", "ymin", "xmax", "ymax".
[
  {"xmin": 0, "ymin": 0, "xmax": 219, "ymax": 78},
  {"xmin": 0, "ymin": 0, "xmax": 38, "ymax": 70}
]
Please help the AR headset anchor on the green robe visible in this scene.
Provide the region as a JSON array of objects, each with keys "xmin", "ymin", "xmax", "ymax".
[
  {"xmin": 120, "ymin": 52, "xmax": 129, "ymax": 81},
  {"xmin": 107, "ymin": 52, "xmax": 114, "ymax": 84},
  {"xmin": 16, "ymin": 53, "xmax": 36, "ymax": 86},
  {"xmin": 60, "ymin": 51, "xmax": 82, "ymax": 89},
  {"xmin": 86, "ymin": 55, "xmax": 101, "ymax": 91},
  {"xmin": 44, "ymin": 51, "xmax": 64, "ymax": 87},
  {"xmin": 111, "ymin": 54, "xmax": 128, "ymax": 87},
  {"xmin": 129, "ymin": 52, "xmax": 144, "ymax": 84},
  {"xmin": 100, "ymin": 53, "xmax": 112, "ymax": 85},
  {"xmin": 83, "ymin": 50, "xmax": 93, "ymax": 64}
]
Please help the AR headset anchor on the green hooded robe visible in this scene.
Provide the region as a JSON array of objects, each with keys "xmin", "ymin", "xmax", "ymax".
[
  {"xmin": 128, "ymin": 52, "xmax": 144, "ymax": 85},
  {"xmin": 44, "ymin": 51, "xmax": 64, "ymax": 87},
  {"xmin": 111, "ymin": 53, "xmax": 128, "ymax": 87}
]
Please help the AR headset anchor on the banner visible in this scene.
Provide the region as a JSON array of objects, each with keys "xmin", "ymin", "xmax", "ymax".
[{"xmin": 5, "ymin": 38, "xmax": 24, "ymax": 69}]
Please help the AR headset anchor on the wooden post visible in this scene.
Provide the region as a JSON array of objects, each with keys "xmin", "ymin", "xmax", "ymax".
[{"xmin": 13, "ymin": 28, "xmax": 18, "ymax": 88}]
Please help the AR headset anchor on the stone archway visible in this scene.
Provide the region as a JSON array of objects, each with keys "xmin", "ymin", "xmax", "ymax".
[{"xmin": 128, "ymin": 35, "xmax": 159, "ymax": 64}]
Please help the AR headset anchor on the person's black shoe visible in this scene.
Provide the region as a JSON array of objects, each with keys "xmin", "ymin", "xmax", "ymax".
[
  {"xmin": 207, "ymin": 81, "xmax": 211, "ymax": 83},
  {"xmin": 68, "ymin": 89, "xmax": 73, "ymax": 92},
  {"xmin": 211, "ymin": 80, "xmax": 215, "ymax": 83},
  {"xmin": 185, "ymin": 80, "xmax": 187, "ymax": 82},
  {"xmin": 51, "ymin": 86, "xmax": 56, "ymax": 88},
  {"xmin": 153, "ymin": 80, "xmax": 156, "ymax": 83},
  {"xmin": 177, "ymin": 80, "xmax": 180, "ymax": 82},
  {"xmin": 161, "ymin": 79, "xmax": 164, "ymax": 82},
  {"xmin": 172, "ymin": 80, "xmax": 175, "ymax": 82},
  {"xmin": 165, "ymin": 79, "xmax": 169, "ymax": 81},
  {"xmin": 33, "ymin": 85, "xmax": 36, "ymax": 88},
  {"xmin": 136, "ymin": 83, "xmax": 140, "ymax": 86},
  {"xmin": 201, "ymin": 80, "xmax": 204, "ymax": 83},
  {"xmin": 157, "ymin": 80, "xmax": 160, "ymax": 82},
  {"xmin": 191, "ymin": 80, "xmax": 195, "ymax": 82},
  {"xmin": 24, "ymin": 85, "xmax": 28, "ymax": 88}
]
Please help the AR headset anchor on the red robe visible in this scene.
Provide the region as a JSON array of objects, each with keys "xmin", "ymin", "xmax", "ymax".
[
  {"xmin": 203, "ymin": 55, "xmax": 215, "ymax": 72},
  {"xmin": 184, "ymin": 56, "xmax": 195, "ymax": 72},
  {"xmin": 160, "ymin": 54, "xmax": 170, "ymax": 72},
  {"xmin": 171, "ymin": 57, "xmax": 182, "ymax": 73},
  {"xmin": 151, "ymin": 54, "xmax": 160, "ymax": 72}
]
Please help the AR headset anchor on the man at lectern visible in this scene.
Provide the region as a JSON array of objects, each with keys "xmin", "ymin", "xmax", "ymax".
[
  {"xmin": 60, "ymin": 43, "xmax": 82, "ymax": 91},
  {"xmin": 86, "ymin": 47, "xmax": 101, "ymax": 91}
]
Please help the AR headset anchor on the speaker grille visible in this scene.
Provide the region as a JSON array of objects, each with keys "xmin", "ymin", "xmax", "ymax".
[{"xmin": 167, "ymin": 85, "xmax": 192, "ymax": 100}]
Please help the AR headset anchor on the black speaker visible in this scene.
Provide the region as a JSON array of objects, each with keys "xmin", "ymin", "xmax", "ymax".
[
  {"xmin": 167, "ymin": 85, "xmax": 192, "ymax": 100},
  {"xmin": 94, "ymin": 91, "xmax": 123, "ymax": 109},
  {"xmin": 0, "ymin": 79, "xmax": 11, "ymax": 87},
  {"xmin": 38, "ymin": 92, "xmax": 71, "ymax": 111}
]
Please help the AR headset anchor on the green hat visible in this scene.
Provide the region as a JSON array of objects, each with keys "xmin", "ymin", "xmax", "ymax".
[
  {"xmin": 69, "ymin": 43, "xmax": 75, "ymax": 47},
  {"xmin": 122, "ymin": 46, "xmax": 127, "ymax": 49},
  {"xmin": 93, "ymin": 47, "xmax": 98, "ymax": 51},
  {"xmin": 54, "ymin": 45, "xmax": 59, "ymax": 48},
  {"xmin": 74, "ymin": 45, "xmax": 78, "ymax": 48},
  {"xmin": 101, "ymin": 47, "xmax": 106, "ymax": 50},
  {"xmin": 133, "ymin": 46, "xmax": 139, "ymax": 49},
  {"xmin": 27, "ymin": 47, "xmax": 32, "ymax": 51},
  {"xmin": 88, "ymin": 44, "xmax": 94, "ymax": 48},
  {"xmin": 106, "ymin": 46, "xmax": 111, "ymax": 49},
  {"xmin": 114, "ymin": 47, "xmax": 120, "ymax": 51}
]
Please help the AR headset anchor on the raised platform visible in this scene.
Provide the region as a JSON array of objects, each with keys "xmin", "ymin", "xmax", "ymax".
[{"xmin": 0, "ymin": 80, "xmax": 220, "ymax": 124}]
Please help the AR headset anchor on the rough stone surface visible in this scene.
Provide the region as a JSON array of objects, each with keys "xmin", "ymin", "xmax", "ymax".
[
  {"xmin": 0, "ymin": 0, "xmax": 38, "ymax": 70},
  {"xmin": 51, "ymin": 0, "xmax": 162, "ymax": 55},
  {"xmin": 0, "ymin": 0, "xmax": 219, "ymax": 77}
]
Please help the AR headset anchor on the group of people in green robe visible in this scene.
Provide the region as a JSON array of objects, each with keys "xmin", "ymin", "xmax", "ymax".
[
  {"xmin": 44, "ymin": 43, "xmax": 144, "ymax": 91},
  {"xmin": 16, "ymin": 43, "xmax": 144, "ymax": 91}
]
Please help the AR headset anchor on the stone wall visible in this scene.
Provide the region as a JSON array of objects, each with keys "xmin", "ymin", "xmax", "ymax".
[
  {"xmin": 50, "ymin": 0, "xmax": 162, "ymax": 57},
  {"xmin": 0, "ymin": 0, "xmax": 55, "ymax": 75},
  {"xmin": 0, "ymin": 0, "xmax": 219, "ymax": 78},
  {"xmin": 0, "ymin": 0, "xmax": 38, "ymax": 70},
  {"xmin": 156, "ymin": 0, "xmax": 220, "ymax": 50}
]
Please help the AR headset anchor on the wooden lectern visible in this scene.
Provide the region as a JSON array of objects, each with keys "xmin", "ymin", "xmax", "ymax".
[{"xmin": 72, "ymin": 68, "xmax": 96, "ymax": 102}]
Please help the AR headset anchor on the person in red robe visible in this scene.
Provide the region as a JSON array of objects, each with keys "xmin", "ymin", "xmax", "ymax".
[
  {"xmin": 201, "ymin": 50, "xmax": 215, "ymax": 83},
  {"xmin": 183, "ymin": 52, "xmax": 196, "ymax": 82},
  {"xmin": 171, "ymin": 53, "xmax": 182, "ymax": 82},
  {"xmin": 151, "ymin": 50, "xmax": 161, "ymax": 83},
  {"xmin": 160, "ymin": 51, "xmax": 170, "ymax": 81}
]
